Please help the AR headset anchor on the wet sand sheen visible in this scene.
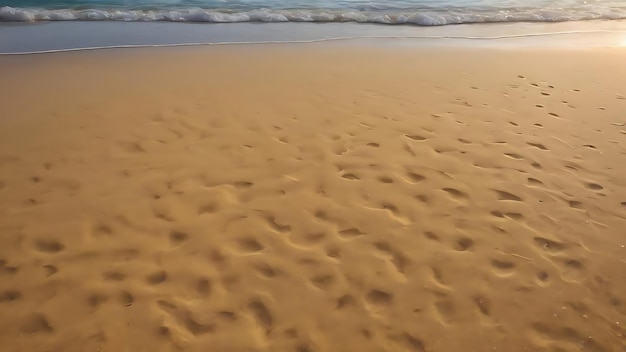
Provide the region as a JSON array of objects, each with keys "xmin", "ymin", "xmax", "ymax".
[{"xmin": 0, "ymin": 45, "xmax": 625, "ymax": 352}]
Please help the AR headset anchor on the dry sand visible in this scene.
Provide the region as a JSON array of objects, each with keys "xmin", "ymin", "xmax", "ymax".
[{"xmin": 0, "ymin": 45, "xmax": 625, "ymax": 352}]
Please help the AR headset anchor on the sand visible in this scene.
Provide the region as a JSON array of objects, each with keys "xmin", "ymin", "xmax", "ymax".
[{"xmin": 0, "ymin": 45, "xmax": 625, "ymax": 352}]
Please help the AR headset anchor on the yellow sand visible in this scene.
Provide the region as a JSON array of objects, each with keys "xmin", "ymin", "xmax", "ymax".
[{"xmin": 0, "ymin": 45, "xmax": 625, "ymax": 352}]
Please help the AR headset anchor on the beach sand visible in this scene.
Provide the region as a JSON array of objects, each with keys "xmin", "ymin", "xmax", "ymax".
[{"xmin": 0, "ymin": 45, "xmax": 625, "ymax": 352}]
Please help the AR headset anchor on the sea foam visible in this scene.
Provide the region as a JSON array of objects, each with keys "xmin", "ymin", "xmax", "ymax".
[{"xmin": 2, "ymin": 6, "xmax": 625, "ymax": 26}]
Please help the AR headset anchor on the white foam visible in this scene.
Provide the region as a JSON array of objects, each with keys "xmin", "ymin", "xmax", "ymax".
[{"xmin": 2, "ymin": 6, "xmax": 626, "ymax": 25}]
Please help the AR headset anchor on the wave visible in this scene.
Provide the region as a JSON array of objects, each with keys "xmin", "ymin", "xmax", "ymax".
[{"xmin": 2, "ymin": 6, "xmax": 626, "ymax": 26}]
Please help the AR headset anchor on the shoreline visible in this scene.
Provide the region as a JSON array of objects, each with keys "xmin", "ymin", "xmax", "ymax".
[{"xmin": 1, "ymin": 20, "xmax": 626, "ymax": 54}]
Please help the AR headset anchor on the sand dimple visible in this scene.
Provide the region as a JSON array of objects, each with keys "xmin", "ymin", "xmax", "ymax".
[
  {"xmin": 158, "ymin": 300, "xmax": 215, "ymax": 336},
  {"xmin": 0, "ymin": 290, "xmax": 22, "ymax": 303},
  {"xmin": 198, "ymin": 203, "xmax": 219, "ymax": 214},
  {"xmin": 424, "ymin": 231, "xmax": 440, "ymax": 241},
  {"xmin": 21, "ymin": 313, "xmax": 53, "ymax": 334},
  {"xmin": 434, "ymin": 299, "xmax": 456, "ymax": 324},
  {"xmin": 405, "ymin": 134, "xmax": 427, "ymax": 141},
  {"xmin": 366, "ymin": 289, "xmax": 393, "ymax": 306},
  {"xmin": 248, "ymin": 300, "xmax": 273, "ymax": 334},
  {"xmin": 473, "ymin": 295, "xmax": 491, "ymax": 316},
  {"xmin": 196, "ymin": 278, "xmax": 212, "ymax": 295},
  {"xmin": 585, "ymin": 182, "xmax": 604, "ymax": 190},
  {"xmin": 169, "ymin": 230, "xmax": 189, "ymax": 244},
  {"xmin": 548, "ymin": 112, "xmax": 560, "ymax": 118},
  {"xmin": 397, "ymin": 333, "xmax": 426, "ymax": 352},
  {"xmin": 454, "ymin": 237, "xmax": 474, "ymax": 251},
  {"xmin": 533, "ymin": 237, "xmax": 566, "ymax": 253},
  {"xmin": 118, "ymin": 141, "xmax": 145, "ymax": 153},
  {"xmin": 489, "ymin": 259, "xmax": 517, "ymax": 277},
  {"xmin": 34, "ymin": 239, "xmax": 65, "ymax": 253},
  {"xmin": 93, "ymin": 224, "xmax": 113, "ymax": 237},
  {"xmin": 341, "ymin": 173, "xmax": 360, "ymax": 181},
  {"xmin": 406, "ymin": 171, "xmax": 426, "ymax": 183},
  {"xmin": 146, "ymin": 270, "xmax": 167, "ymax": 285},
  {"xmin": 526, "ymin": 142, "xmax": 548, "ymax": 150},
  {"xmin": 442, "ymin": 188, "xmax": 468, "ymax": 200},
  {"xmin": 102, "ymin": 270, "xmax": 126, "ymax": 281},
  {"xmin": 236, "ymin": 237, "xmax": 265, "ymax": 252},
  {"xmin": 494, "ymin": 190, "xmax": 522, "ymax": 202},
  {"xmin": 504, "ymin": 152, "xmax": 524, "ymax": 160},
  {"xmin": 233, "ymin": 181, "xmax": 254, "ymax": 189},
  {"xmin": 119, "ymin": 291, "xmax": 134, "ymax": 306},
  {"xmin": 336, "ymin": 294, "xmax": 356, "ymax": 310},
  {"xmin": 43, "ymin": 264, "xmax": 57, "ymax": 277},
  {"xmin": 310, "ymin": 274, "xmax": 335, "ymax": 289},
  {"xmin": 87, "ymin": 293, "xmax": 109, "ymax": 309},
  {"xmin": 339, "ymin": 228, "xmax": 364, "ymax": 238},
  {"xmin": 264, "ymin": 215, "xmax": 291, "ymax": 233},
  {"xmin": 568, "ymin": 200, "xmax": 584, "ymax": 209},
  {"xmin": 378, "ymin": 176, "xmax": 394, "ymax": 184},
  {"xmin": 531, "ymin": 322, "xmax": 607, "ymax": 351}
]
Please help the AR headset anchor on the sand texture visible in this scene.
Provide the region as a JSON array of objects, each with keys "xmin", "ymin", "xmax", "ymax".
[{"xmin": 0, "ymin": 46, "xmax": 625, "ymax": 352}]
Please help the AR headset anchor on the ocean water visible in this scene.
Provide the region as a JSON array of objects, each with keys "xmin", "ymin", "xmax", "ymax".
[{"xmin": 1, "ymin": 0, "xmax": 626, "ymax": 25}]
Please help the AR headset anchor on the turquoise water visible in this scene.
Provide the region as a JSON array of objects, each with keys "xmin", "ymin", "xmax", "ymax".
[{"xmin": 2, "ymin": 0, "xmax": 626, "ymax": 25}]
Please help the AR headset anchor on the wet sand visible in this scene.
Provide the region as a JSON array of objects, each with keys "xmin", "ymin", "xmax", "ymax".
[{"xmin": 0, "ymin": 45, "xmax": 625, "ymax": 352}]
